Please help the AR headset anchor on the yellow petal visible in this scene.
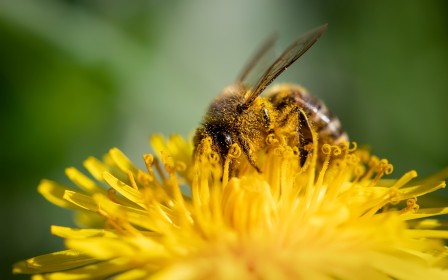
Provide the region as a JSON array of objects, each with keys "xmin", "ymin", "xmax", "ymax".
[
  {"xmin": 93, "ymin": 193, "xmax": 158, "ymax": 230},
  {"xmin": 406, "ymin": 229, "xmax": 448, "ymax": 239},
  {"xmin": 38, "ymin": 180, "xmax": 80, "ymax": 210},
  {"xmin": 51, "ymin": 226, "xmax": 117, "ymax": 239},
  {"xmin": 66, "ymin": 238, "xmax": 135, "ymax": 259},
  {"xmin": 112, "ymin": 267, "xmax": 152, "ymax": 280},
  {"xmin": 109, "ymin": 148, "xmax": 139, "ymax": 175},
  {"xmin": 102, "ymin": 172, "xmax": 145, "ymax": 207},
  {"xmin": 83, "ymin": 156, "xmax": 109, "ymax": 183},
  {"xmin": 65, "ymin": 167, "xmax": 105, "ymax": 194},
  {"xmin": 369, "ymin": 251, "xmax": 448, "ymax": 280},
  {"xmin": 63, "ymin": 190, "xmax": 98, "ymax": 211},
  {"xmin": 13, "ymin": 250, "xmax": 95, "ymax": 274},
  {"xmin": 401, "ymin": 181, "xmax": 446, "ymax": 199},
  {"xmin": 401, "ymin": 207, "xmax": 448, "ymax": 221},
  {"xmin": 32, "ymin": 257, "xmax": 136, "ymax": 280}
]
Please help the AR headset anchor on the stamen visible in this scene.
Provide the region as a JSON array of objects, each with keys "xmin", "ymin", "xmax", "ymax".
[
  {"xmin": 153, "ymin": 157, "xmax": 167, "ymax": 183},
  {"xmin": 352, "ymin": 164, "xmax": 366, "ymax": 183},
  {"xmin": 138, "ymin": 161, "xmax": 170, "ymax": 204},
  {"xmin": 321, "ymin": 143, "xmax": 332, "ymax": 155},
  {"xmin": 162, "ymin": 153, "xmax": 175, "ymax": 174},
  {"xmin": 97, "ymin": 204, "xmax": 134, "ymax": 236},
  {"xmin": 266, "ymin": 134, "xmax": 279, "ymax": 145},
  {"xmin": 388, "ymin": 187, "xmax": 404, "ymax": 205},
  {"xmin": 371, "ymin": 160, "xmax": 394, "ymax": 184},
  {"xmin": 175, "ymin": 162, "xmax": 187, "ymax": 172},
  {"xmin": 346, "ymin": 153, "xmax": 360, "ymax": 166},
  {"xmin": 274, "ymin": 146, "xmax": 286, "ymax": 157},
  {"xmin": 315, "ymin": 144, "xmax": 332, "ymax": 190},
  {"xmin": 208, "ymin": 151, "xmax": 220, "ymax": 164},
  {"xmin": 127, "ymin": 171, "xmax": 138, "ymax": 190},
  {"xmin": 392, "ymin": 170, "xmax": 418, "ymax": 189},
  {"xmin": 362, "ymin": 156, "xmax": 395, "ymax": 186},
  {"xmin": 400, "ymin": 197, "xmax": 420, "ymax": 214},
  {"xmin": 143, "ymin": 154, "xmax": 156, "ymax": 183},
  {"xmin": 164, "ymin": 157, "xmax": 188, "ymax": 211},
  {"xmin": 332, "ymin": 145, "xmax": 342, "ymax": 156},
  {"xmin": 363, "ymin": 187, "xmax": 404, "ymax": 217},
  {"xmin": 228, "ymin": 143, "xmax": 242, "ymax": 159},
  {"xmin": 340, "ymin": 141, "xmax": 356, "ymax": 153},
  {"xmin": 223, "ymin": 144, "xmax": 242, "ymax": 185}
]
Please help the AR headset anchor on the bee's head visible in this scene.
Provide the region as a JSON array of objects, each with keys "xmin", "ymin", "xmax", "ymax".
[
  {"xmin": 193, "ymin": 125, "xmax": 235, "ymax": 165},
  {"xmin": 193, "ymin": 85, "xmax": 246, "ymax": 164}
]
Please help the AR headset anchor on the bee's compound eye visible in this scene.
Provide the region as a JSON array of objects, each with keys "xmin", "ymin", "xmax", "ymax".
[{"xmin": 216, "ymin": 132, "xmax": 233, "ymax": 149}]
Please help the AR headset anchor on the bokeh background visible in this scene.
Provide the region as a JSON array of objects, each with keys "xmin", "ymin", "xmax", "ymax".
[{"xmin": 2, "ymin": 0, "xmax": 447, "ymax": 278}]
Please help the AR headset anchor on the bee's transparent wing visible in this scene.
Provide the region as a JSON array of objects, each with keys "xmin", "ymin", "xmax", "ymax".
[
  {"xmin": 241, "ymin": 24, "xmax": 328, "ymax": 109},
  {"xmin": 236, "ymin": 34, "xmax": 277, "ymax": 84}
]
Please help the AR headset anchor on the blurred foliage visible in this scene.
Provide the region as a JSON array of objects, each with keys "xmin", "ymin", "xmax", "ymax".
[{"xmin": 1, "ymin": 0, "xmax": 447, "ymax": 278}]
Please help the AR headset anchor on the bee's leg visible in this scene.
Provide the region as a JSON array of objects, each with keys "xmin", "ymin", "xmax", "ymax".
[
  {"xmin": 237, "ymin": 134, "xmax": 262, "ymax": 173},
  {"xmin": 297, "ymin": 108, "xmax": 314, "ymax": 167},
  {"xmin": 277, "ymin": 106, "xmax": 314, "ymax": 167}
]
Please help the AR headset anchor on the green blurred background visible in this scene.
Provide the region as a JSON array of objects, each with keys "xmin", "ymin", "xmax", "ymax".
[{"xmin": 1, "ymin": 0, "xmax": 447, "ymax": 278}]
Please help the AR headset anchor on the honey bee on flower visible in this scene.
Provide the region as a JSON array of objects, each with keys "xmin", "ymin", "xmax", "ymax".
[
  {"xmin": 13, "ymin": 25, "xmax": 448, "ymax": 280},
  {"xmin": 194, "ymin": 24, "xmax": 347, "ymax": 173}
]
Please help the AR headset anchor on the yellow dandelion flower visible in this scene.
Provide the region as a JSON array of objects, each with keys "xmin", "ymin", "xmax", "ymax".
[{"xmin": 13, "ymin": 133, "xmax": 448, "ymax": 279}]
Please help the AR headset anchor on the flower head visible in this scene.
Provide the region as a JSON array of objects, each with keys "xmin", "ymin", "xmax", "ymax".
[{"xmin": 14, "ymin": 133, "xmax": 448, "ymax": 279}]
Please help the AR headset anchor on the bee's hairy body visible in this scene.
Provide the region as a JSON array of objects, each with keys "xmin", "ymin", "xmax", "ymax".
[
  {"xmin": 194, "ymin": 83, "xmax": 347, "ymax": 172},
  {"xmin": 195, "ymin": 84, "xmax": 277, "ymax": 171},
  {"xmin": 268, "ymin": 84, "xmax": 348, "ymax": 146},
  {"xmin": 193, "ymin": 24, "xmax": 347, "ymax": 172}
]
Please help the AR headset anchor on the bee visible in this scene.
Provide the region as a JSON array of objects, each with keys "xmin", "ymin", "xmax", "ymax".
[{"xmin": 194, "ymin": 24, "xmax": 348, "ymax": 172}]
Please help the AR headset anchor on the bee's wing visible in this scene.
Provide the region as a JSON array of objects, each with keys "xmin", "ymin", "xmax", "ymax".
[
  {"xmin": 241, "ymin": 24, "xmax": 328, "ymax": 109},
  {"xmin": 236, "ymin": 34, "xmax": 277, "ymax": 84}
]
